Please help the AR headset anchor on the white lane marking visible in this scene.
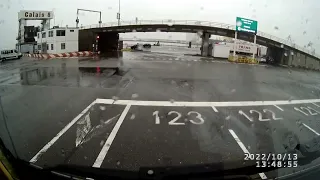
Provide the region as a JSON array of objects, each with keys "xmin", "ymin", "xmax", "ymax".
[
  {"xmin": 303, "ymin": 123, "xmax": 320, "ymax": 136},
  {"xmin": 228, "ymin": 129, "xmax": 267, "ymax": 179},
  {"xmin": 95, "ymin": 98, "xmax": 320, "ymax": 107},
  {"xmin": 228, "ymin": 129, "xmax": 249, "ymax": 154},
  {"xmin": 29, "ymin": 99, "xmax": 97, "ymax": 163},
  {"xmin": 273, "ymin": 105, "xmax": 284, "ymax": 111},
  {"xmin": 312, "ymin": 102, "xmax": 320, "ymax": 108},
  {"xmin": 93, "ymin": 104, "xmax": 131, "ymax": 168},
  {"xmin": 211, "ymin": 106, "xmax": 218, "ymax": 112}
]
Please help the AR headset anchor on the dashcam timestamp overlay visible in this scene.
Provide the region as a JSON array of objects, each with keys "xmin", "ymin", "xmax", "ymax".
[{"xmin": 244, "ymin": 153, "xmax": 298, "ymax": 168}]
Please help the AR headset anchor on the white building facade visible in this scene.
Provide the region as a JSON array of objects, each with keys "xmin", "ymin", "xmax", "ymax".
[{"xmin": 36, "ymin": 27, "xmax": 79, "ymax": 54}]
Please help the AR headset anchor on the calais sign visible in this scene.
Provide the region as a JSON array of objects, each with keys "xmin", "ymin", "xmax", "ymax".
[
  {"xmin": 18, "ymin": 11, "xmax": 54, "ymax": 20},
  {"xmin": 236, "ymin": 17, "xmax": 258, "ymax": 34}
]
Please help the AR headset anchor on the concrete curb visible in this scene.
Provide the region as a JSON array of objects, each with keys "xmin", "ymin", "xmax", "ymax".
[{"xmin": 23, "ymin": 51, "xmax": 93, "ymax": 59}]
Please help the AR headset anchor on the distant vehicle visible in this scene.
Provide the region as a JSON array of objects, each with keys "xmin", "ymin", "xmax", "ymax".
[
  {"xmin": 143, "ymin": 44, "xmax": 151, "ymax": 49},
  {"xmin": 131, "ymin": 44, "xmax": 142, "ymax": 51},
  {"xmin": 0, "ymin": 49, "xmax": 22, "ymax": 61},
  {"xmin": 131, "ymin": 44, "xmax": 151, "ymax": 51},
  {"xmin": 259, "ymin": 55, "xmax": 267, "ymax": 63},
  {"xmin": 259, "ymin": 55, "xmax": 275, "ymax": 64},
  {"xmin": 154, "ymin": 41, "xmax": 160, "ymax": 46}
]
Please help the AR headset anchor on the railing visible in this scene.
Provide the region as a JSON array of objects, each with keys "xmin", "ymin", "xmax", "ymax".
[{"xmin": 80, "ymin": 20, "xmax": 319, "ymax": 58}]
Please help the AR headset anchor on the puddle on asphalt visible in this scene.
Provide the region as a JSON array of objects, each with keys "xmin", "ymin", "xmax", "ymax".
[{"xmin": 0, "ymin": 64, "xmax": 131, "ymax": 88}]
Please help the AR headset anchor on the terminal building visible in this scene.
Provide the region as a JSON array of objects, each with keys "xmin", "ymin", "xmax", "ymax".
[{"xmin": 36, "ymin": 26, "xmax": 79, "ymax": 54}]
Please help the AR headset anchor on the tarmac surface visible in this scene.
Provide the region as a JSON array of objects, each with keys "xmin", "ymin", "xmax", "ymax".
[{"xmin": 1, "ymin": 46, "xmax": 320, "ymax": 179}]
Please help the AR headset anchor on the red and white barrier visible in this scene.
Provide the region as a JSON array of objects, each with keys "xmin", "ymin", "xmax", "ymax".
[{"xmin": 24, "ymin": 51, "xmax": 93, "ymax": 59}]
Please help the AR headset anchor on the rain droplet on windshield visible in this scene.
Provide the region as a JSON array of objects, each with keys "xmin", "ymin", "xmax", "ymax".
[
  {"xmin": 247, "ymin": 145, "xmax": 251, "ymax": 149},
  {"xmin": 280, "ymin": 44, "xmax": 284, "ymax": 48},
  {"xmin": 100, "ymin": 140, "xmax": 104, "ymax": 146},
  {"xmin": 200, "ymin": 7, "xmax": 204, "ymax": 10},
  {"xmin": 170, "ymin": 99, "xmax": 175, "ymax": 103},
  {"xmin": 84, "ymin": 156, "xmax": 88, "ymax": 160},
  {"xmin": 156, "ymin": 29, "xmax": 161, "ymax": 32},
  {"xmin": 61, "ymin": 149, "xmax": 65, "ymax": 157},
  {"xmin": 99, "ymin": 106, "xmax": 106, "ymax": 111},
  {"xmin": 132, "ymin": 29, "xmax": 137, "ymax": 32},
  {"xmin": 284, "ymin": 52, "xmax": 288, "ymax": 56},
  {"xmin": 274, "ymin": 26, "xmax": 279, "ymax": 30},
  {"xmin": 112, "ymin": 96, "xmax": 119, "ymax": 101},
  {"xmin": 303, "ymin": 31, "xmax": 307, "ymax": 35},
  {"xmin": 231, "ymin": 89, "xmax": 236, "ymax": 93},
  {"xmin": 167, "ymin": 19, "xmax": 173, "ymax": 26},
  {"xmin": 116, "ymin": 161, "xmax": 121, "ymax": 166},
  {"xmin": 225, "ymin": 116, "xmax": 231, "ymax": 120},
  {"xmin": 197, "ymin": 30, "xmax": 203, "ymax": 37},
  {"xmin": 130, "ymin": 114, "xmax": 136, "ymax": 120},
  {"xmin": 108, "ymin": 7, "xmax": 112, "ymax": 10},
  {"xmin": 131, "ymin": 93, "xmax": 139, "ymax": 98},
  {"xmin": 147, "ymin": 170, "xmax": 154, "ymax": 175}
]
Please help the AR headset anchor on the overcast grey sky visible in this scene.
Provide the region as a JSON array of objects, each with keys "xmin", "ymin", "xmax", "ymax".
[{"xmin": 0, "ymin": 0, "xmax": 319, "ymax": 52}]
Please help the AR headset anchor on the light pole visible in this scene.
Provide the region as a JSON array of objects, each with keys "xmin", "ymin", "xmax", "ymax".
[{"xmin": 117, "ymin": 0, "xmax": 121, "ymax": 26}]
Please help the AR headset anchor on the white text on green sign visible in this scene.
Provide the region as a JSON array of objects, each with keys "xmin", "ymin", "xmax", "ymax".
[{"xmin": 236, "ymin": 17, "xmax": 258, "ymax": 34}]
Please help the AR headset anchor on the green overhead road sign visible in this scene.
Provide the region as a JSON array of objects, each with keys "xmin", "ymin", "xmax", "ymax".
[{"xmin": 236, "ymin": 17, "xmax": 258, "ymax": 34}]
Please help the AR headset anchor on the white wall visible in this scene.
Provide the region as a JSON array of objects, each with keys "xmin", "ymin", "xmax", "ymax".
[{"xmin": 36, "ymin": 28, "xmax": 78, "ymax": 54}]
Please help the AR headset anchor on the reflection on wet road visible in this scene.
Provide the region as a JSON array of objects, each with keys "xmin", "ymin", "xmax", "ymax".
[{"xmin": 1, "ymin": 46, "xmax": 320, "ymax": 179}]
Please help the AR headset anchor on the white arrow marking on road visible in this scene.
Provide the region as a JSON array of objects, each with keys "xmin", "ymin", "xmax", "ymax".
[
  {"xmin": 75, "ymin": 114, "xmax": 121, "ymax": 147},
  {"xmin": 75, "ymin": 112, "xmax": 92, "ymax": 147},
  {"xmin": 29, "ymin": 99, "xmax": 109, "ymax": 163}
]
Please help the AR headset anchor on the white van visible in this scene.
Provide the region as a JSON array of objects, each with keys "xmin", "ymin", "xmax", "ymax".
[{"xmin": 0, "ymin": 49, "xmax": 22, "ymax": 61}]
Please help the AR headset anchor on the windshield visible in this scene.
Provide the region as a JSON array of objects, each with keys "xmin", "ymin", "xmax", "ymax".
[{"xmin": 1, "ymin": 0, "xmax": 320, "ymax": 179}]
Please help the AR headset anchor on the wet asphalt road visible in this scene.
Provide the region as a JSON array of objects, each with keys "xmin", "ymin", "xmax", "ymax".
[{"xmin": 1, "ymin": 46, "xmax": 320, "ymax": 179}]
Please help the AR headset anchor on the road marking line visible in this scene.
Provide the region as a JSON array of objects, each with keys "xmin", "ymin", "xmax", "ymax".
[
  {"xmin": 228, "ymin": 129, "xmax": 267, "ymax": 179},
  {"xmin": 303, "ymin": 123, "xmax": 320, "ymax": 136},
  {"xmin": 273, "ymin": 105, "xmax": 284, "ymax": 111},
  {"xmin": 93, "ymin": 104, "xmax": 131, "ymax": 168},
  {"xmin": 228, "ymin": 129, "xmax": 249, "ymax": 154},
  {"xmin": 95, "ymin": 98, "xmax": 320, "ymax": 107},
  {"xmin": 312, "ymin": 102, "xmax": 320, "ymax": 108},
  {"xmin": 211, "ymin": 106, "xmax": 218, "ymax": 112},
  {"xmin": 29, "ymin": 99, "xmax": 97, "ymax": 163}
]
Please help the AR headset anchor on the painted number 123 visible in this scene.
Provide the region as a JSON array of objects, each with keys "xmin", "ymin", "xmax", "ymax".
[{"xmin": 152, "ymin": 111, "xmax": 205, "ymax": 125}]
